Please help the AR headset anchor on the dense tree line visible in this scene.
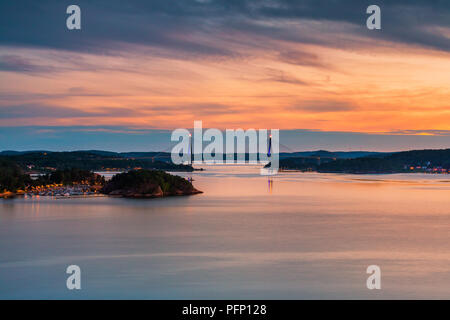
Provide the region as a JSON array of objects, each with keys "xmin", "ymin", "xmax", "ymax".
[
  {"xmin": 36, "ymin": 168, "xmax": 105, "ymax": 186},
  {"xmin": 0, "ymin": 158, "xmax": 105, "ymax": 192},
  {"xmin": 0, "ymin": 159, "xmax": 32, "ymax": 192},
  {"xmin": 385, "ymin": 149, "xmax": 450, "ymax": 168},
  {"xmin": 274, "ymin": 149, "xmax": 450, "ymax": 173},
  {"xmin": 318, "ymin": 157, "xmax": 405, "ymax": 173},
  {"xmin": 275, "ymin": 157, "xmax": 335, "ymax": 171},
  {"xmin": 4, "ymin": 151, "xmax": 193, "ymax": 172}
]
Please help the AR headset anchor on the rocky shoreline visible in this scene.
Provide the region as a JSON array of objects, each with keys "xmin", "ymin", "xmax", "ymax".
[
  {"xmin": 1, "ymin": 186, "xmax": 202, "ymax": 199},
  {"xmin": 107, "ymin": 186, "xmax": 203, "ymax": 198}
]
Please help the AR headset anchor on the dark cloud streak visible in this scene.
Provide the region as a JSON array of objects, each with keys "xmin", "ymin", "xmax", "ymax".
[
  {"xmin": 0, "ymin": 0, "xmax": 448, "ymax": 60},
  {"xmin": 0, "ymin": 55, "xmax": 56, "ymax": 73}
]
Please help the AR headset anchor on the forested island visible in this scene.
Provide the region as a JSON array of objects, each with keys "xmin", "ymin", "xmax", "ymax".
[
  {"xmin": 270, "ymin": 149, "xmax": 450, "ymax": 174},
  {"xmin": 102, "ymin": 170, "xmax": 202, "ymax": 198}
]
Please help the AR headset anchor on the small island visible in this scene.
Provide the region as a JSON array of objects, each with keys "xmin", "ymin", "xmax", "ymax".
[{"xmin": 102, "ymin": 169, "xmax": 202, "ymax": 198}]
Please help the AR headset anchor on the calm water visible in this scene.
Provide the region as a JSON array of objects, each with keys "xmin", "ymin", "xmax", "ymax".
[{"xmin": 1, "ymin": 165, "xmax": 450, "ymax": 299}]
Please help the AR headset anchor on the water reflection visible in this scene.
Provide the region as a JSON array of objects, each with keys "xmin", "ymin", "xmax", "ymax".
[
  {"xmin": 268, "ymin": 178, "xmax": 273, "ymax": 193},
  {"xmin": 1, "ymin": 165, "xmax": 450, "ymax": 299}
]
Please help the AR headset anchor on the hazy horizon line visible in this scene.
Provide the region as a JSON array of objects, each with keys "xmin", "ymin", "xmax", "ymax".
[{"xmin": 2, "ymin": 148, "xmax": 449, "ymax": 154}]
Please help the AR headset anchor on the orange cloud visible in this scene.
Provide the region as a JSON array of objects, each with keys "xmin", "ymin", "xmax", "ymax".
[{"xmin": 0, "ymin": 35, "xmax": 449, "ymax": 133}]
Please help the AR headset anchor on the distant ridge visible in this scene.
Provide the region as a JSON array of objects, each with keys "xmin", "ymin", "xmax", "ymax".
[
  {"xmin": 279, "ymin": 150, "xmax": 388, "ymax": 159},
  {"xmin": 273, "ymin": 148, "xmax": 450, "ymax": 173},
  {"xmin": 0, "ymin": 150, "xmax": 192, "ymax": 172},
  {"xmin": 1, "ymin": 150, "xmax": 388, "ymax": 159},
  {"xmin": 2, "ymin": 149, "xmax": 449, "ymax": 174},
  {"xmin": 0, "ymin": 150, "xmax": 50, "ymax": 156}
]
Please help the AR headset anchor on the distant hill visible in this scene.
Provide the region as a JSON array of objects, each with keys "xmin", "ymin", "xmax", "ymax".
[
  {"xmin": 120, "ymin": 152, "xmax": 172, "ymax": 160},
  {"xmin": 77, "ymin": 150, "xmax": 123, "ymax": 157},
  {"xmin": 0, "ymin": 150, "xmax": 50, "ymax": 156},
  {"xmin": 0, "ymin": 151, "xmax": 193, "ymax": 172},
  {"xmin": 3, "ymin": 149, "xmax": 448, "ymax": 174},
  {"xmin": 1, "ymin": 150, "xmax": 388, "ymax": 158},
  {"xmin": 279, "ymin": 151, "xmax": 388, "ymax": 159},
  {"xmin": 386, "ymin": 149, "xmax": 450, "ymax": 164},
  {"xmin": 274, "ymin": 148, "xmax": 450, "ymax": 173}
]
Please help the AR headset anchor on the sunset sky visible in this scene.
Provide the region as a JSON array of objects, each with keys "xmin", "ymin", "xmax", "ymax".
[{"xmin": 0, "ymin": 0, "xmax": 449, "ymax": 151}]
